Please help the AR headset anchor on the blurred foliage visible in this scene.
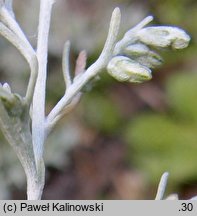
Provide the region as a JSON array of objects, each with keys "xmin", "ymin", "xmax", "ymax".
[
  {"xmin": 149, "ymin": 0, "xmax": 197, "ymax": 34},
  {"xmin": 167, "ymin": 73, "xmax": 197, "ymax": 123},
  {"xmin": 124, "ymin": 72, "xmax": 197, "ymax": 187},
  {"xmin": 81, "ymin": 92, "xmax": 122, "ymax": 134},
  {"xmin": 80, "ymin": 73, "xmax": 123, "ymax": 134}
]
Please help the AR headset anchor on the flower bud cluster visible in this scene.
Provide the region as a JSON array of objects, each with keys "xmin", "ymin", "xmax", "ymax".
[
  {"xmin": 107, "ymin": 55, "xmax": 152, "ymax": 83},
  {"xmin": 107, "ymin": 19, "xmax": 190, "ymax": 83}
]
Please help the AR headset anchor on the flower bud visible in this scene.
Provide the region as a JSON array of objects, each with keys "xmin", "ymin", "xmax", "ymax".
[
  {"xmin": 124, "ymin": 43, "xmax": 150, "ymax": 56},
  {"xmin": 137, "ymin": 26, "xmax": 190, "ymax": 49},
  {"xmin": 107, "ymin": 56, "xmax": 152, "ymax": 83},
  {"xmin": 124, "ymin": 43, "xmax": 163, "ymax": 68}
]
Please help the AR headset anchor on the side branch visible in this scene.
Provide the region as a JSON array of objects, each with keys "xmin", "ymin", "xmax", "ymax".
[
  {"xmin": 46, "ymin": 7, "xmax": 121, "ymax": 132},
  {"xmin": 62, "ymin": 41, "xmax": 72, "ymax": 89},
  {"xmin": 0, "ymin": 22, "xmax": 37, "ymax": 105}
]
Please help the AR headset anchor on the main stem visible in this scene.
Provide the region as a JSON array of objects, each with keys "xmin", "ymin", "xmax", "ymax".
[{"xmin": 31, "ymin": 0, "xmax": 54, "ymax": 199}]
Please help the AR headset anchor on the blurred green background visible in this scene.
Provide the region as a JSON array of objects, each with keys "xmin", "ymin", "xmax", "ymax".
[{"xmin": 0, "ymin": 0, "xmax": 197, "ymax": 199}]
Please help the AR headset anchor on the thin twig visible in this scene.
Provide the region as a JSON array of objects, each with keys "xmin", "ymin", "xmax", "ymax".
[
  {"xmin": 25, "ymin": 56, "xmax": 38, "ymax": 105},
  {"xmin": 132, "ymin": 15, "xmax": 153, "ymax": 31},
  {"xmin": 0, "ymin": 22, "xmax": 33, "ymax": 65},
  {"xmin": 62, "ymin": 41, "xmax": 72, "ymax": 88},
  {"xmin": 0, "ymin": 6, "xmax": 31, "ymax": 47},
  {"xmin": 45, "ymin": 93, "xmax": 81, "ymax": 136},
  {"xmin": 155, "ymin": 172, "xmax": 169, "ymax": 200},
  {"xmin": 0, "ymin": 5, "xmax": 38, "ymax": 104},
  {"xmin": 46, "ymin": 7, "xmax": 121, "ymax": 130},
  {"xmin": 114, "ymin": 15, "xmax": 153, "ymax": 55},
  {"xmin": 0, "ymin": 21, "xmax": 37, "ymax": 105}
]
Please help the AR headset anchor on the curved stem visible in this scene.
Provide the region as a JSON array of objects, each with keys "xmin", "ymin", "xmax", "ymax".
[
  {"xmin": 45, "ymin": 93, "xmax": 81, "ymax": 135},
  {"xmin": 46, "ymin": 7, "xmax": 121, "ymax": 130},
  {"xmin": 0, "ymin": 22, "xmax": 37, "ymax": 105},
  {"xmin": 25, "ymin": 56, "xmax": 38, "ymax": 106},
  {"xmin": 0, "ymin": 6, "xmax": 32, "ymax": 48},
  {"xmin": 0, "ymin": 5, "xmax": 38, "ymax": 105},
  {"xmin": 114, "ymin": 15, "xmax": 153, "ymax": 55},
  {"xmin": 62, "ymin": 41, "xmax": 72, "ymax": 89}
]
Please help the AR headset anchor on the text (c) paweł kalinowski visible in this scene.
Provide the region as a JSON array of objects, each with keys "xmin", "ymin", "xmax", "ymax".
[{"xmin": 20, "ymin": 202, "xmax": 104, "ymax": 212}]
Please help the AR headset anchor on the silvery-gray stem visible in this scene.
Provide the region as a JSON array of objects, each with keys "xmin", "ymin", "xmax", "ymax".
[
  {"xmin": 31, "ymin": 0, "xmax": 54, "ymax": 199},
  {"xmin": 46, "ymin": 7, "xmax": 121, "ymax": 131}
]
